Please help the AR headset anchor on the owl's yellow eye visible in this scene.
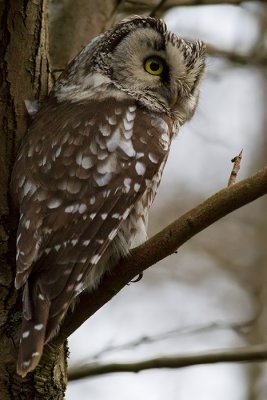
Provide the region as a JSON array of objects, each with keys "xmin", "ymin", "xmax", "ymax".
[{"xmin": 144, "ymin": 57, "xmax": 164, "ymax": 76}]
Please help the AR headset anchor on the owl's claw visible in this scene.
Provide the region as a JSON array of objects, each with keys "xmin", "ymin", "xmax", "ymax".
[{"xmin": 130, "ymin": 273, "xmax": 143, "ymax": 283}]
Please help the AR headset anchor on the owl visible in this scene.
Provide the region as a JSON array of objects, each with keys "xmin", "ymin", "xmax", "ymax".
[{"xmin": 11, "ymin": 16, "xmax": 205, "ymax": 376}]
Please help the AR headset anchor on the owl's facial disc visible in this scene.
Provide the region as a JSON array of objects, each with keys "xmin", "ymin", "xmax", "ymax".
[{"xmin": 110, "ymin": 24, "xmax": 205, "ymax": 114}]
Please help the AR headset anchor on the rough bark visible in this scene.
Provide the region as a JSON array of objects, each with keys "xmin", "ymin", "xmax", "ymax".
[{"xmin": 0, "ymin": 1, "xmax": 67, "ymax": 398}]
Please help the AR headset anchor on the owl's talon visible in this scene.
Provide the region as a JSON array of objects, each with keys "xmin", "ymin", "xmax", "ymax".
[{"xmin": 130, "ymin": 273, "xmax": 143, "ymax": 283}]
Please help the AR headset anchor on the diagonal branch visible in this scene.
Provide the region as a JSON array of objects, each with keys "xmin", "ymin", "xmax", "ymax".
[
  {"xmin": 50, "ymin": 166, "xmax": 267, "ymax": 348},
  {"xmin": 68, "ymin": 342, "xmax": 267, "ymax": 381}
]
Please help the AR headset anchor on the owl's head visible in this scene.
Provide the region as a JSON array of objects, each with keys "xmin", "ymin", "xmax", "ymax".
[{"xmin": 55, "ymin": 16, "xmax": 205, "ymax": 126}]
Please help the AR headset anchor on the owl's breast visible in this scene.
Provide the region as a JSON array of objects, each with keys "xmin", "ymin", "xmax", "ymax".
[{"xmin": 118, "ymin": 157, "xmax": 167, "ymax": 251}]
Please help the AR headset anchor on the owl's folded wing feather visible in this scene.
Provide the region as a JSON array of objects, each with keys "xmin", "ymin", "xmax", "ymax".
[{"xmin": 11, "ymin": 97, "xmax": 172, "ymax": 324}]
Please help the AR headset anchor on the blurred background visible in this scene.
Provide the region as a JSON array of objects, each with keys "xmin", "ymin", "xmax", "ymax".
[{"xmin": 49, "ymin": 1, "xmax": 267, "ymax": 399}]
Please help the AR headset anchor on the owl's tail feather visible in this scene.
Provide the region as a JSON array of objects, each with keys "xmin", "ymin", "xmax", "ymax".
[{"xmin": 17, "ymin": 286, "xmax": 50, "ymax": 377}]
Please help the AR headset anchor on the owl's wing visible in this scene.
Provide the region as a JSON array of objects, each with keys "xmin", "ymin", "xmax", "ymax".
[{"xmin": 12, "ymin": 96, "xmax": 172, "ymax": 331}]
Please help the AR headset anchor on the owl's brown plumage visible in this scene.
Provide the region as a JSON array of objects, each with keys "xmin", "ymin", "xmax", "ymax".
[{"xmin": 11, "ymin": 16, "xmax": 205, "ymax": 376}]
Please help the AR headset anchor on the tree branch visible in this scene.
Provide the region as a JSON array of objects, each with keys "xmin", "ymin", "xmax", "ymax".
[
  {"xmin": 206, "ymin": 44, "xmax": 267, "ymax": 66},
  {"xmin": 52, "ymin": 166, "xmax": 267, "ymax": 347},
  {"xmin": 68, "ymin": 343, "xmax": 267, "ymax": 381}
]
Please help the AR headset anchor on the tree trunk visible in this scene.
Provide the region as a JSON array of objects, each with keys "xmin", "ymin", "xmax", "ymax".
[{"xmin": 0, "ymin": 0, "xmax": 67, "ymax": 398}]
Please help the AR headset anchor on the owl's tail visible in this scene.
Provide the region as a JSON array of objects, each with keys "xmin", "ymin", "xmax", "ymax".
[{"xmin": 16, "ymin": 285, "xmax": 50, "ymax": 377}]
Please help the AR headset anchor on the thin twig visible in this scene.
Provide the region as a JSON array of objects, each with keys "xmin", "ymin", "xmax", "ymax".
[
  {"xmin": 228, "ymin": 149, "xmax": 243, "ymax": 187},
  {"xmin": 149, "ymin": 0, "xmax": 167, "ymax": 17},
  {"xmin": 79, "ymin": 319, "xmax": 256, "ymax": 362},
  {"xmin": 68, "ymin": 342, "xmax": 267, "ymax": 381}
]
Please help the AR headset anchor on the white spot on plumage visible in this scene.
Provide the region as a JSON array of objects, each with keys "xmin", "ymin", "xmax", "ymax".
[
  {"xmin": 129, "ymin": 105, "xmax": 136, "ymax": 112},
  {"xmin": 22, "ymin": 181, "xmax": 37, "ymax": 197},
  {"xmin": 97, "ymin": 151, "xmax": 108, "ymax": 160},
  {"xmin": 136, "ymin": 152, "xmax": 144, "ymax": 159},
  {"xmin": 78, "ymin": 203, "xmax": 87, "ymax": 214},
  {"xmin": 82, "ymin": 156, "xmax": 93, "ymax": 169},
  {"xmin": 101, "ymin": 213, "xmax": 107, "ymax": 220},
  {"xmin": 65, "ymin": 205, "xmax": 74, "ymax": 213},
  {"xmin": 32, "ymin": 352, "xmax": 40, "ymax": 357},
  {"xmin": 22, "ymin": 331, "xmax": 30, "ymax": 339},
  {"xmin": 25, "ymin": 219, "xmax": 30, "ymax": 229},
  {"xmin": 96, "ymin": 239, "xmax": 104, "ymax": 244},
  {"xmin": 66, "ymin": 180, "xmax": 82, "ymax": 194},
  {"xmin": 119, "ymin": 139, "xmax": 136, "ymax": 157},
  {"xmin": 83, "ymin": 239, "xmax": 90, "ymax": 246},
  {"xmin": 23, "ymin": 360, "xmax": 30, "ymax": 367},
  {"xmin": 54, "ymin": 244, "xmax": 61, "ymax": 251},
  {"xmin": 148, "ymin": 152, "xmax": 159, "ymax": 164},
  {"xmin": 76, "ymin": 152, "xmax": 83, "ymax": 166},
  {"xmin": 112, "ymin": 213, "xmax": 120, "ymax": 219},
  {"xmin": 115, "ymin": 107, "xmax": 122, "ymax": 115},
  {"xmin": 90, "ymin": 196, "xmax": 96, "ymax": 205},
  {"xmin": 47, "ymin": 198, "xmax": 62, "ymax": 209},
  {"xmin": 38, "ymin": 293, "xmax": 45, "ymax": 301},
  {"xmin": 135, "ymin": 161, "xmax": 146, "ymax": 176},
  {"xmin": 64, "ymin": 268, "xmax": 72, "ymax": 275},
  {"xmin": 18, "ymin": 175, "xmax": 26, "ymax": 188},
  {"xmin": 94, "ymin": 172, "xmax": 112, "ymax": 186},
  {"xmin": 103, "ymin": 190, "xmax": 111, "ymax": 198},
  {"xmin": 108, "ymin": 229, "xmax": 117, "ymax": 240},
  {"xmin": 160, "ymin": 132, "xmax": 170, "ymax": 150},
  {"xmin": 27, "ymin": 146, "xmax": 34, "ymax": 158},
  {"xmin": 90, "ymin": 213, "xmax": 96, "ymax": 220},
  {"xmin": 34, "ymin": 324, "xmax": 44, "ymax": 331},
  {"xmin": 38, "ymin": 155, "xmax": 47, "ymax": 167},
  {"xmin": 126, "ymin": 109, "xmax": 135, "ymax": 122},
  {"xmin": 140, "ymin": 137, "xmax": 147, "ymax": 144},
  {"xmin": 123, "ymin": 118, "xmax": 134, "ymax": 136},
  {"xmin": 77, "ymin": 273, "xmax": 83, "ymax": 281},
  {"xmin": 161, "ymin": 133, "xmax": 169, "ymax": 142},
  {"xmin": 55, "ymin": 147, "xmax": 62, "ymax": 158},
  {"xmin": 99, "ymin": 123, "xmax": 111, "ymax": 136},
  {"xmin": 123, "ymin": 177, "xmax": 132, "ymax": 193},
  {"xmin": 91, "ymin": 254, "xmax": 101, "ymax": 264},
  {"xmin": 106, "ymin": 115, "xmax": 117, "ymax": 125},
  {"xmin": 134, "ymin": 183, "xmax": 141, "ymax": 192},
  {"xmin": 90, "ymin": 141, "xmax": 98, "ymax": 155},
  {"xmin": 122, "ymin": 208, "xmax": 130, "ymax": 220},
  {"xmin": 106, "ymin": 128, "xmax": 120, "ymax": 152},
  {"xmin": 75, "ymin": 283, "xmax": 83, "ymax": 292},
  {"xmin": 16, "ymin": 233, "xmax": 21, "ymax": 244},
  {"xmin": 71, "ymin": 239, "xmax": 78, "ymax": 246},
  {"xmin": 97, "ymin": 154, "xmax": 117, "ymax": 174}
]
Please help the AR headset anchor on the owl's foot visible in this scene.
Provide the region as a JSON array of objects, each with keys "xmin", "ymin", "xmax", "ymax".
[{"xmin": 130, "ymin": 273, "xmax": 143, "ymax": 283}]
